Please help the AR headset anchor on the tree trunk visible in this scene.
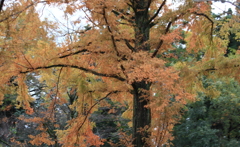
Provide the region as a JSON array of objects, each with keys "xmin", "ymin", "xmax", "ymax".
[
  {"xmin": 132, "ymin": 81, "xmax": 151, "ymax": 147},
  {"xmin": 131, "ymin": 0, "xmax": 151, "ymax": 146}
]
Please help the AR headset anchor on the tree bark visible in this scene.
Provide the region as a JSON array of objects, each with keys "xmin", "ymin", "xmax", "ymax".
[
  {"xmin": 131, "ymin": 0, "xmax": 151, "ymax": 146},
  {"xmin": 132, "ymin": 81, "xmax": 151, "ymax": 146},
  {"xmin": 0, "ymin": 0, "xmax": 4, "ymax": 13}
]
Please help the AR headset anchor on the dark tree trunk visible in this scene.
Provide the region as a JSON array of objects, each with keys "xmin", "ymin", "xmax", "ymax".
[
  {"xmin": 133, "ymin": 0, "xmax": 150, "ymax": 51},
  {"xmin": 132, "ymin": 81, "xmax": 151, "ymax": 146},
  {"xmin": 0, "ymin": 0, "xmax": 4, "ymax": 13},
  {"xmin": 131, "ymin": 0, "xmax": 151, "ymax": 146}
]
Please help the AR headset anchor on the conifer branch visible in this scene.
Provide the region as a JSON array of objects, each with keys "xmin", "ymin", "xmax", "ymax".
[
  {"xmin": 20, "ymin": 64, "xmax": 126, "ymax": 81},
  {"xmin": 148, "ymin": 0, "xmax": 167, "ymax": 25}
]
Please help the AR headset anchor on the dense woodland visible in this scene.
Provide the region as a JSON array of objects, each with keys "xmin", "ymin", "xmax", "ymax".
[{"xmin": 0, "ymin": 0, "xmax": 239, "ymax": 146}]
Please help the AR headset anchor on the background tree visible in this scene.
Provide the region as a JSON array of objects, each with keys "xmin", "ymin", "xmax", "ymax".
[{"xmin": 171, "ymin": 78, "xmax": 240, "ymax": 147}]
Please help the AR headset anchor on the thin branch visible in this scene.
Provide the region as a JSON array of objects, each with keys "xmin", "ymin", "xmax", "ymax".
[
  {"xmin": 112, "ymin": 10, "xmax": 134, "ymax": 23},
  {"xmin": 59, "ymin": 48, "xmax": 88, "ymax": 58},
  {"xmin": 0, "ymin": 138, "xmax": 10, "ymax": 146},
  {"xmin": 193, "ymin": 12, "xmax": 214, "ymax": 42},
  {"xmin": 12, "ymin": 61, "xmax": 30, "ymax": 69},
  {"xmin": 151, "ymin": 11, "xmax": 190, "ymax": 58},
  {"xmin": 124, "ymin": 39, "xmax": 135, "ymax": 52},
  {"xmin": 103, "ymin": 7, "xmax": 120, "ymax": 57},
  {"xmin": 76, "ymin": 90, "xmax": 120, "ymax": 133},
  {"xmin": 50, "ymin": 67, "xmax": 63, "ymax": 117},
  {"xmin": 21, "ymin": 51, "xmax": 34, "ymax": 69},
  {"xmin": 148, "ymin": 0, "xmax": 167, "ymax": 25},
  {"xmin": 0, "ymin": 1, "xmax": 47, "ymax": 23},
  {"xmin": 151, "ymin": 21, "xmax": 172, "ymax": 58},
  {"xmin": 224, "ymin": 1, "xmax": 240, "ymax": 9},
  {"xmin": 19, "ymin": 64, "xmax": 126, "ymax": 81},
  {"xmin": 59, "ymin": 49, "xmax": 106, "ymax": 58}
]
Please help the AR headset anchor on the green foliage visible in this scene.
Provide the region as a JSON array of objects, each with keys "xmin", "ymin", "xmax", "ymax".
[{"xmin": 171, "ymin": 78, "xmax": 240, "ymax": 147}]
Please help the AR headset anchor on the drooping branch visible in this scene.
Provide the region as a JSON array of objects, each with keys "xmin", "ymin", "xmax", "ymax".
[
  {"xmin": 193, "ymin": 12, "xmax": 214, "ymax": 42},
  {"xmin": 148, "ymin": 0, "xmax": 167, "ymax": 26},
  {"xmin": 19, "ymin": 64, "xmax": 126, "ymax": 81}
]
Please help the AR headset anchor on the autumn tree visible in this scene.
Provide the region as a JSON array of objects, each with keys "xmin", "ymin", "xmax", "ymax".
[{"xmin": 1, "ymin": 0, "xmax": 235, "ymax": 146}]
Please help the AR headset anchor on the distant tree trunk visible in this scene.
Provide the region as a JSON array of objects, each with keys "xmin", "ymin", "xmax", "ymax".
[{"xmin": 132, "ymin": 1, "xmax": 151, "ymax": 146}]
